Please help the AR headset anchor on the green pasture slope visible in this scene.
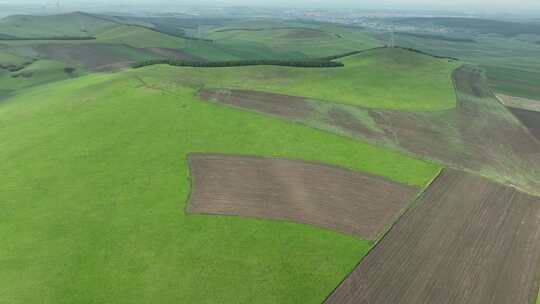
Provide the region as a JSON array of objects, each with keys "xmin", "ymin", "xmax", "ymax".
[
  {"xmin": 0, "ymin": 12, "xmax": 117, "ymax": 38},
  {"xmin": 0, "ymin": 59, "xmax": 81, "ymax": 99},
  {"xmin": 0, "ymin": 49, "xmax": 30, "ymax": 66},
  {"xmin": 206, "ymin": 24, "xmax": 381, "ymax": 59},
  {"xmin": 0, "ymin": 13, "xmax": 241, "ymax": 62},
  {"xmin": 0, "ymin": 59, "xmax": 440, "ymax": 303},
  {"xmin": 386, "ymin": 18, "xmax": 540, "ymax": 100},
  {"xmin": 137, "ymin": 47, "xmax": 459, "ymax": 111}
]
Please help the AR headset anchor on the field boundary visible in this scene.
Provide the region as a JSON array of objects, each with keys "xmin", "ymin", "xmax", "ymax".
[
  {"xmin": 320, "ymin": 167, "xmax": 445, "ymax": 303},
  {"xmin": 323, "ymin": 169, "xmax": 540, "ymax": 303}
]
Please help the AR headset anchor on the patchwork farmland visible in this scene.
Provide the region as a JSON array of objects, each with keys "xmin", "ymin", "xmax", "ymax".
[
  {"xmin": 1, "ymin": 9, "xmax": 540, "ymax": 304},
  {"xmin": 200, "ymin": 65, "xmax": 540, "ymax": 196}
]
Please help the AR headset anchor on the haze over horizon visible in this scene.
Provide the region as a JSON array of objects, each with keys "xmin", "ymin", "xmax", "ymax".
[{"xmin": 0, "ymin": 0, "xmax": 539, "ymax": 15}]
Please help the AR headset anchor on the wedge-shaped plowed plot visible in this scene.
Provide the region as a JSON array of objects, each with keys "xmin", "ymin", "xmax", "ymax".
[
  {"xmin": 187, "ymin": 154, "xmax": 419, "ymax": 240},
  {"xmin": 509, "ymin": 107, "xmax": 540, "ymax": 142},
  {"xmin": 324, "ymin": 169, "xmax": 540, "ymax": 304}
]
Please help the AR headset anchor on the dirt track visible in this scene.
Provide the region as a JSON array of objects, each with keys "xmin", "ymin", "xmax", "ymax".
[
  {"xmin": 324, "ymin": 169, "xmax": 540, "ymax": 304},
  {"xmin": 198, "ymin": 66, "xmax": 540, "ymax": 196},
  {"xmin": 187, "ymin": 153, "xmax": 419, "ymax": 240}
]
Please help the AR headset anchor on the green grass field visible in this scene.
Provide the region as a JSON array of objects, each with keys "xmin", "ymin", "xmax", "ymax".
[
  {"xmin": 389, "ymin": 30, "xmax": 540, "ymax": 100},
  {"xmin": 0, "ymin": 67, "xmax": 439, "ymax": 303},
  {"xmin": 135, "ymin": 47, "xmax": 459, "ymax": 111},
  {"xmin": 0, "ymin": 49, "xmax": 30, "ymax": 66},
  {"xmin": 206, "ymin": 24, "xmax": 381, "ymax": 59},
  {"xmin": 0, "ymin": 12, "xmax": 117, "ymax": 38},
  {"xmin": 95, "ymin": 25, "xmax": 188, "ymax": 49},
  {"xmin": 0, "ymin": 59, "xmax": 82, "ymax": 98}
]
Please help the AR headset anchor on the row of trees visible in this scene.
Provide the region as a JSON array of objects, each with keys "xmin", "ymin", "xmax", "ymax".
[
  {"xmin": 131, "ymin": 46, "xmax": 459, "ymax": 69},
  {"xmin": 317, "ymin": 47, "xmax": 387, "ymax": 61},
  {"xmin": 395, "ymin": 46, "xmax": 459, "ymax": 61},
  {"xmin": 132, "ymin": 59, "xmax": 344, "ymax": 69}
]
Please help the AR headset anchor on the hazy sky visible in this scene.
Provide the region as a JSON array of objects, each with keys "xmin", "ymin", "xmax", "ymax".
[{"xmin": 1, "ymin": 0, "xmax": 539, "ymax": 14}]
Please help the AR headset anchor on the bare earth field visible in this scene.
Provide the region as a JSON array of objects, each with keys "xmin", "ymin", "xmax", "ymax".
[
  {"xmin": 509, "ymin": 107, "xmax": 540, "ymax": 142},
  {"xmin": 324, "ymin": 169, "xmax": 540, "ymax": 304},
  {"xmin": 187, "ymin": 153, "xmax": 420, "ymax": 240},
  {"xmin": 198, "ymin": 90, "xmax": 314, "ymax": 120},
  {"xmin": 199, "ymin": 65, "xmax": 540, "ymax": 196}
]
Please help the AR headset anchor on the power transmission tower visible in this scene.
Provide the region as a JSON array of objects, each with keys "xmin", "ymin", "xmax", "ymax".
[{"xmin": 389, "ymin": 24, "xmax": 395, "ymax": 48}]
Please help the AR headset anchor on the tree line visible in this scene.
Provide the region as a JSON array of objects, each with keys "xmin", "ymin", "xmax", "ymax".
[
  {"xmin": 132, "ymin": 59, "xmax": 344, "ymax": 69},
  {"xmin": 131, "ymin": 46, "xmax": 459, "ymax": 69}
]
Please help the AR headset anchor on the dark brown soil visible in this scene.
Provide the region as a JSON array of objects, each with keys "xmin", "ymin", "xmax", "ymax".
[
  {"xmin": 198, "ymin": 89, "xmax": 315, "ymax": 120},
  {"xmin": 187, "ymin": 153, "xmax": 419, "ymax": 240},
  {"xmin": 509, "ymin": 107, "xmax": 540, "ymax": 142},
  {"xmin": 324, "ymin": 169, "xmax": 540, "ymax": 304},
  {"xmin": 197, "ymin": 65, "xmax": 540, "ymax": 196}
]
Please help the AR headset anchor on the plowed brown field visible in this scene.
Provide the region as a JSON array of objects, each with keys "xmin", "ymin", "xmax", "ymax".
[
  {"xmin": 324, "ymin": 169, "xmax": 540, "ymax": 304},
  {"xmin": 187, "ymin": 153, "xmax": 420, "ymax": 240}
]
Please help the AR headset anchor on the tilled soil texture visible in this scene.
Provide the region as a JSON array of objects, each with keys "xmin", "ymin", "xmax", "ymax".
[
  {"xmin": 509, "ymin": 107, "xmax": 540, "ymax": 142},
  {"xmin": 32, "ymin": 43, "xmax": 158, "ymax": 71},
  {"xmin": 198, "ymin": 65, "xmax": 540, "ymax": 196},
  {"xmin": 198, "ymin": 89, "xmax": 315, "ymax": 120},
  {"xmin": 324, "ymin": 169, "xmax": 540, "ymax": 304},
  {"xmin": 187, "ymin": 154, "xmax": 420, "ymax": 240}
]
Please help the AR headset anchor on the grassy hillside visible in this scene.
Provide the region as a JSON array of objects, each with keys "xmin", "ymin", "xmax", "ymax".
[
  {"xmin": 385, "ymin": 20, "xmax": 540, "ymax": 100},
  {"xmin": 0, "ymin": 69, "xmax": 439, "ymax": 303},
  {"xmin": 95, "ymin": 25, "xmax": 188, "ymax": 49},
  {"xmin": 0, "ymin": 59, "xmax": 80, "ymax": 99},
  {"xmin": 207, "ymin": 24, "xmax": 381, "ymax": 59},
  {"xmin": 0, "ymin": 12, "xmax": 116, "ymax": 38},
  {"xmin": 0, "ymin": 49, "xmax": 30, "ymax": 66},
  {"xmin": 136, "ymin": 47, "xmax": 459, "ymax": 111},
  {"xmin": 0, "ymin": 15, "xmax": 248, "ymax": 62}
]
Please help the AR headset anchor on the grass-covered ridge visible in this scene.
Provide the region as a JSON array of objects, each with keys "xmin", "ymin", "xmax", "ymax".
[
  {"xmin": 135, "ymin": 47, "xmax": 459, "ymax": 111},
  {"xmin": 0, "ymin": 12, "xmax": 117, "ymax": 38},
  {"xmin": 0, "ymin": 69, "xmax": 439, "ymax": 303},
  {"xmin": 206, "ymin": 24, "xmax": 381, "ymax": 58}
]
